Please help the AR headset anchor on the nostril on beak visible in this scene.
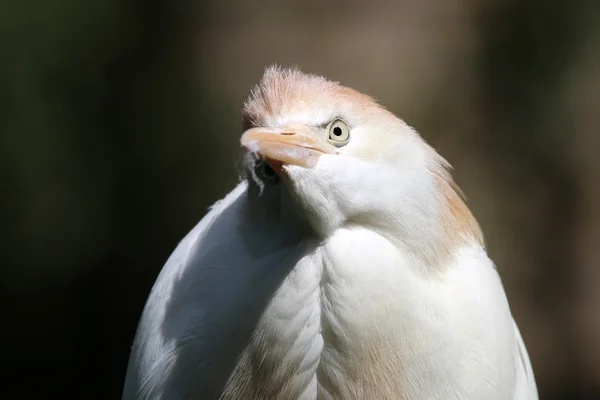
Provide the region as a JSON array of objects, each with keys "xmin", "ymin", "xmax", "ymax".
[{"xmin": 280, "ymin": 131, "xmax": 295, "ymax": 136}]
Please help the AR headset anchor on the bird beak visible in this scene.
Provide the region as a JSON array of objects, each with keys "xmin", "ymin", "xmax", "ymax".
[{"xmin": 240, "ymin": 125, "xmax": 337, "ymax": 168}]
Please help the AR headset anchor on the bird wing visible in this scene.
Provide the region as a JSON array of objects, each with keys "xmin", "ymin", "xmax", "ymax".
[
  {"xmin": 122, "ymin": 180, "xmax": 309, "ymax": 400},
  {"xmin": 122, "ymin": 182, "xmax": 250, "ymax": 400},
  {"xmin": 513, "ymin": 320, "xmax": 539, "ymax": 400}
]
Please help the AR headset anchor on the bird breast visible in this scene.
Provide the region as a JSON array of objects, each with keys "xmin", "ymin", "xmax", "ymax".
[{"xmin": 220, "ymin": 226, "xmax": 515, "ymax": 400}]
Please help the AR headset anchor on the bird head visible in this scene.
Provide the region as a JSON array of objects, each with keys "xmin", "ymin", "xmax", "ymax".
[{"xmin": 241, "ymin": 66, "xmax": 482, "ymax": 266}]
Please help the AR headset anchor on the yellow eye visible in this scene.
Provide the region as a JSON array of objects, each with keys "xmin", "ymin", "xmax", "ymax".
[{"xmin": 326, "ymin": 119, "xmax": 350, "ymax": 145}]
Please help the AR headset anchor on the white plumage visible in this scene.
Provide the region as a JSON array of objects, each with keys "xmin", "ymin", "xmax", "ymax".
[{"xmin": 122, "ymin": 67, "xmax": 538, "ymax": 399}]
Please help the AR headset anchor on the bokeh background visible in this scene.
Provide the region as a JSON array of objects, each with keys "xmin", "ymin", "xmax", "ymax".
[{"xmin": 2, "ymin": 0, "xmax": 599, "ymax": 398}]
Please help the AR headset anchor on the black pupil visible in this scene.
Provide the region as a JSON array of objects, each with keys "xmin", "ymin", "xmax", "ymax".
[{"xmin": 333, "ymin": 126, "xmax": 343, "ymax": 136}]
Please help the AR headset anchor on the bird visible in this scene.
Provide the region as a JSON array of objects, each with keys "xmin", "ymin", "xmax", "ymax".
[{"xmin": 122, "ymin": 66, "xmax": 538, "ymax": 400}]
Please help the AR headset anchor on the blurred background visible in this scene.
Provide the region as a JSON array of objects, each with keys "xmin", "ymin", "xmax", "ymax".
[{"xmin": 1, "ymin": 0, "xmax": 599, "ymax": 398}]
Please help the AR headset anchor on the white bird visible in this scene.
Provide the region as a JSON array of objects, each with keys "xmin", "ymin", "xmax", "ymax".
[{"xmin": 122, "ymin": 66, "xmax": 538, "ymax": 400}]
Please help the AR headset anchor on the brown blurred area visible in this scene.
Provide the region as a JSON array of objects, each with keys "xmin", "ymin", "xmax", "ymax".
[{"xmin": 1, "ymin": 0, "xmax": 599, "ymax": 398}]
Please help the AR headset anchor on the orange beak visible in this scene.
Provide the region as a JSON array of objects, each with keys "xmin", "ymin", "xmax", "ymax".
[{"xmin": 240, "ymin": 125, "xmax": 337, "ymax": 169}]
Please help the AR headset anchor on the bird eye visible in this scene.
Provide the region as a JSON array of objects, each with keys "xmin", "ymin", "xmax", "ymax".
[{"xmin": 326, "ymin": 119, "xmax": 350, "ymax": 146}]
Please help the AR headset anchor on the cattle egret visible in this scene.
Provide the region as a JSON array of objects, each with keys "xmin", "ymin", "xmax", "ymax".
[{"xmin": 123, "ymin": 66, "xmax": 538, "ymax": 400}]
